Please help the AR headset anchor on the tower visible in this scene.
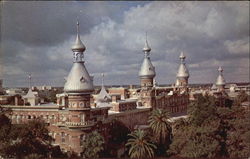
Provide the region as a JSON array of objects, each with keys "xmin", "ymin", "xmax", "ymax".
[
  {"xmin": 139, "ymin": 34, "xmax": 156, "ymax": 88},
  {"xmin": 215, "ymin": 66, "xmax": 226, "ymax": 92},
  {"xmin": 138, "ymin": 34, "xmax": 156, "ymax": 108},
  {"xmin": 64, "ymin": 20, "xmax": 94, "ymax": 123},
  {"xmin": 176, "ymin": 52, "xmax": 189, "ymax": 88}
]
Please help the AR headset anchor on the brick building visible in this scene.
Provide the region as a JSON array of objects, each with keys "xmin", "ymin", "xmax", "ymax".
[{"xmin": 3, "ymin": 21, "xmax": 189, "ymax": 156}]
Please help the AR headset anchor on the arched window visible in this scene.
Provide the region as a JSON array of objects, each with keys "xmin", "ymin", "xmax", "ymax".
[{"xmin": 61, "ymin": 132, "xmax": 65, "ymax": 143}]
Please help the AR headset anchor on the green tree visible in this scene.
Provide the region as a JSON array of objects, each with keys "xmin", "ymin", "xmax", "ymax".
[
  {"xmin": 168, "ymin": 95, "xmax": 250, "ymax": 158},
  {"xmin": 148, "ymin": 109, "xmax": 172, "ymax": 156},
  {"xmin": 126, "ymin": 129, "xmax": 156, "ymax": 159},
  {"xmin": 4, "ymin": 119, "xmax": 54, "ymax": 158},
  {"xmin": 81, "ymin": 130, "xmax": 104, "ymax": 159},
  {"xmin": 0, "ymin": 106, "xmax": 13, "ymax": 157},
  {"xmin": 105, "ymin": 119, "xmax": 131, "ymax": 157},
  {"xmin": 188, "ymin": 95, "xmax": 217, "ymax": 126},
  {"xmin": 224, "ymin": 106, "xmax": 250, "ymax": 158}
]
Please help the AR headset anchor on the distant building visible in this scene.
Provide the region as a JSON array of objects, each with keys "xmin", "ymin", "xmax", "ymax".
[{"xmin": 5, "ymin": 88, "xmax": 25, "ymax": 95}]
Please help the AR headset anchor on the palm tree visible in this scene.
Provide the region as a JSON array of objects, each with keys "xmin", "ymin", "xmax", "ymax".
[
  {"xmin": 148, "ymin": 109, "xmax": 172, "ymax": 143},
  {"xmin": 126, "ymin": 129, "xmax": 156, "ymax": 159}
]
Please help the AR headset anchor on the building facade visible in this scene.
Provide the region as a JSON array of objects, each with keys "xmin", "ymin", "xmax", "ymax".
[{"xmin": 4, "ymin": 23, "xmax": 190, "ymax": 155}]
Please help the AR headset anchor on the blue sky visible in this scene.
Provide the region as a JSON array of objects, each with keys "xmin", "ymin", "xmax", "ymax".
[{"xmin": 0, "ymin": 1, "xmax": 249, "ymax": 87}]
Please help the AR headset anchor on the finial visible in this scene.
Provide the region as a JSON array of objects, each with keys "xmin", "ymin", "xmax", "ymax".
[
  {"xmin": 179, "ymin": 52, "xmax": 186, "ymax": 63},
  {"xmin": 218, "ymin": 66, "xmax": 223, "ymax": 73},
  {"xmin": 76, "ymin": 18, "xmax": 80, "ymax": 35},
  {"xmin": 179, "ymin": 52, "xmax": 186, "ymax": 59},
  {"xmin": 28, "ymin": 74, "xmax": 32, "ymax": 88},
  {"xmin": 72, "ymin": 19, "xmax": 86, "ymax": 53},
  {"xmin": 143, "ymin": 32, "xmax": 151, "ymax": 53}
]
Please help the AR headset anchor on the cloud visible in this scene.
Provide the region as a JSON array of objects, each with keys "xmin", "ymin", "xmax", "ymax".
[
  {"xmin": 1, "ymin": 1, "xmax": 249, "ymax": 87},
  {"xmin": 224, "ymin": 38, "xmax": 249, "ymax": 55}
]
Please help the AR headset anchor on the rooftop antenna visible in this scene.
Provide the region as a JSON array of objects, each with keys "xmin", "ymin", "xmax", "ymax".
[
  {"xmin": 28, "ymin": 74, "xmax": 32, "ymax": 89},
  {"xmin": 101, "ymin": 73, "xmax": 104, "ymax": 87}
]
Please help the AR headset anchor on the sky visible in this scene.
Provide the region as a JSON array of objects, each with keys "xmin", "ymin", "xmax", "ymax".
[{"xmin": 0, "ymin": 1, "xmax": 249, "ymax": 87}]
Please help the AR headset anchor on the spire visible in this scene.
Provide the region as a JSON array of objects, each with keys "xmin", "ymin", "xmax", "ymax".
[
  {"xmin": 176, "ymin": 52, "xmax": 189, "ymax": 78},
  {"xmin": 142, "ymin": 32, "xmax": 151, "ymax": 55},
  {"xmin": 216, "ymin": 66, "xmax": 226, "ymax": 86},
  {"xmin": 179, "ymin": 51, "xmax": 186, "ymax": 63},
  {"xmin": 101, "ymin": 73, "xmax": 104, "ymax": 87},
  {"xmin": 64, "ymin": 20, "xmax": 94, "ymax": 93},
  {"xmin": 71, "ymin": 20, "xmax": 86, "ymax": 53},
  {"xmin": 139, "ymin": 33, "xmax": 156, "ymax": 79}
]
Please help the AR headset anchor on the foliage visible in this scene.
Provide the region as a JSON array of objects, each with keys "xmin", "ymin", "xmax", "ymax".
[
  {"xmin": 0, "ymin": 106, "xmax": 65, "ymax": 159},
  {"xmin": 1, "ymin": 119, "xmax": 53, "ymax": 158},
  {"xmin": 126, "ymin": 129, "xmax": 156, "ymax": 159},
  {"xmin": 225, "ymin": 107, "xmax": 250, "ymax": 158},
  {"xmin": 148, "ymin": 109, "xmax": 171, "ymax": 143},
  {"xmin": 188, "ymin": 95, "xmax": 217, "ymax": 126},
  {"xmin": 168, "ymin": 95, "xmax": 250, "ymax": 158},
  {"xmin": 148, "ymin": 109, "xmax": 172, "ymax": 156},
  {"xmin": 105, "ymin": 119, "xmax": 131, "ymax": 157},
  {"xmin": 81, "ymin": 130, "xmax": 104, "ymax": 159},
  {"xmin": 233, "ymin": 90, "xmax": 249, "ymax": 106}
]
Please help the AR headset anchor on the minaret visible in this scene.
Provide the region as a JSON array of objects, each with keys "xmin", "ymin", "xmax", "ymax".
[
  {"xmin": 176, "ymin": 52, "xmax": 189, "ymax": 87},
  {"xmin": 215, "ymin": 66, "xmax": 226, "ymax": 91},
  {"xmin": 138, "ymin": 34, "xmax": 156, "ymax": 108},
  {"xmin": 64, "ymin": 20, "xmax": 94, "ymax": 122},
  {"xmin": 139, "ymin": 34, "xmax": 156, "ymax": 88}
]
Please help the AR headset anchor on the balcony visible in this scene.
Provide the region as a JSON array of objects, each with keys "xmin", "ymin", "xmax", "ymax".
[{"xmin": 55, "ymin": 121, "xmax": 95, "ymax": 128}]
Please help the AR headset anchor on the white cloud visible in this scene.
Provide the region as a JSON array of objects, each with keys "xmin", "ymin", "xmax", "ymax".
[
  {"xmin": 1, "ymin": 1, "xmax": 249, "ymax": 87},
  {"xmin": 224, "ymin": 38, "xmax": 249, "ymax": 54}
]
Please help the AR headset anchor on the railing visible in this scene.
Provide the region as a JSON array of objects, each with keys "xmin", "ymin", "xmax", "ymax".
[{"xmin": 56, "ymin": 121, "xmax": 94, "ymax": 127}]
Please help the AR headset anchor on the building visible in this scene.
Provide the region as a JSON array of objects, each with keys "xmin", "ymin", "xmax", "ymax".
[{"xmin": 4, "ymin": 22, "xmax": 189, "ymax": 155}]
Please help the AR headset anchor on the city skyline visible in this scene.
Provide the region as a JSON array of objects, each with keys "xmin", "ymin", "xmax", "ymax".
[{"xmin": 1, "ymin": 1, "xmax": 249, "ymax": 87}]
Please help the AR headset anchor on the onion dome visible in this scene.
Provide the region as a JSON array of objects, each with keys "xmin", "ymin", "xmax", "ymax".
[
  {"xmin": 139, "ymin": 35, "xmax": 156, "ymax": 78},
  {"xmin": 216, "ymin": 66, "xmax": 226, "ymax": 86},
  {"xmin": 143, "ymin": 39, "xmax": 151, "ymax": 53},
  {"xmin": 96, "ymin": 74, "xmax": 111, "ymax": 103},
  {"xmin": 71, "ymin": 21, "xmax": 86, "ymax": 52},
  {"xmin": 64, "ymin": 20, "xmax": 94, "ymax": 93},
  {"xmin": 64, "ymin": 63, "xmax": 94, "ymax": 93},
  {"xmin": 176, "ymin": 52, "xmax": 189, "ymax": 78}
]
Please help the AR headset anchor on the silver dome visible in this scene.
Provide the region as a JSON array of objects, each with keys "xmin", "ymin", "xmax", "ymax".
[
  {"xmin": 139, "ymin": 36, "xmax": 156, "ymax": 78},
  {"xmin": 216, "ymin": 66, "xmax": 226, "ymax": 86},
  {"xmin": 72, "ymin": 34, "xmax": 86, "ymax": 52},
  {"xmin": 176, "ymin": 52, "xmax": 189, "ymax": 78},
  {"xmin": 64, "ymin": 62, "xmax": 94, "ymax": 93},
  {"xmin": 71, "ymin": 21, "xmax": 86, "ymax": 52},
  {"xmin": 139, "ymin": 56, "xmax": 156, "ymax": 78}
]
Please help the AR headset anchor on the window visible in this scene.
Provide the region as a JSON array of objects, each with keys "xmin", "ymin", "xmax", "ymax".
[
  {"xmin": 28, "ymin": 115, "xmax": 31, "ymax": 119},
  {"xmin": 61, "ymin": 132, "xmax": 65, "ymax": 143}
]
